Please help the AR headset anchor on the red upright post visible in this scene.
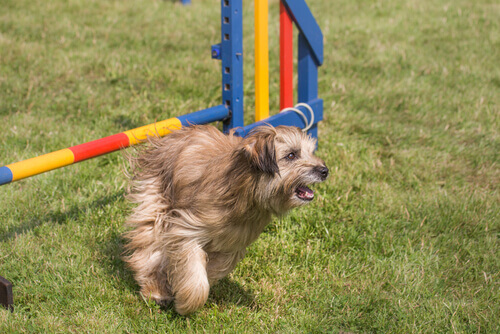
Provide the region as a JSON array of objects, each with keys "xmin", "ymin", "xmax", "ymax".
[{"xmin": 280, "ymin": 1, "xmax": 294, "ymax": 110}]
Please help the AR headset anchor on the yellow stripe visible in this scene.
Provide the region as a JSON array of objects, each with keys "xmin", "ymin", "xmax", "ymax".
[
  {"xmin": 124, "ymin": 118, "xmax": 182, "ymax": 145},
  {"xmin": 8, "ymin": 149, "xmax": 75, "ymax": 181},
  {"xmin": 255, "ymin": 0, "xmax": 269, "ymax": 122}
]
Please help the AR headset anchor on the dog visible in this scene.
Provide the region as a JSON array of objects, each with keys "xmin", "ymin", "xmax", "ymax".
[{"xmin": 124, "ymin": 124, "xmax": 328, "ymax": 315}]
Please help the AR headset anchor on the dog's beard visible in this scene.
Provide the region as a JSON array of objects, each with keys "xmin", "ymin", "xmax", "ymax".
[
  {"xmin": 260, "ymin": 167, "xmax": 325, "ymax": 214},
  {"xmin": 287, "ymin": 178, "xmax": 324, "ymax": 209},
  {"xmin": 292, "ymin": 170, "xmax": 325, "ymax": 203}
]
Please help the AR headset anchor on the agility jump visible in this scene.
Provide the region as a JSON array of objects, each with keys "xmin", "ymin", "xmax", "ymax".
[
  {"xmin": 0, "ymin": 0, "xmax": 323, "ymax": 311},
  {"xmin": 0, "ymin": 0, "xmax": 323, "ymax": 186}
]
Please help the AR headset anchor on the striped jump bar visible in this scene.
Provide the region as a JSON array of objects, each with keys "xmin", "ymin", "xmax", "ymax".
[{"xmin": 0, "ymin": 105, "xmax": 229, "ymax": 186}]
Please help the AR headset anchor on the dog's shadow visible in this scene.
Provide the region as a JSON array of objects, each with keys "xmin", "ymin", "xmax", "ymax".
[
  {"xmin": 154, "ymin": 277, "xmax": 258, "ymax": 316},
  {"xmin": 208, "ymin": 277, "xmax": 257, "ymax": 311}
]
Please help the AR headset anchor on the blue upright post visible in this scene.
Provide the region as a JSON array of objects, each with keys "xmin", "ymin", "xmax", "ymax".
[
  {"xmin": 298, "ymin": 32, "xmax": 321, "ymax": 139},
  {"xmin": 220, "ymin": 0, "xmax": 244, "ymax": 132},
  {"xmin": 281, "ymin": 0, "xmax": 323, "ymax": 65}
]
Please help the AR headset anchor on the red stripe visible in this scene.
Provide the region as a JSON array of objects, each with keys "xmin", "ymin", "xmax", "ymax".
[
  {"xmin": 69, "ymin": 133, "xmax": 130, "ymax": 163},
  {"xmin": 280, "ymin": 1, "xmax": 294, "ymax": 110}
]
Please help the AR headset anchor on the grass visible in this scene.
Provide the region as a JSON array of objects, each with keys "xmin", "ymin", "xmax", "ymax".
[{"xmin": 0, "ymin": 0, "xmax": 498, "ymax": 332}]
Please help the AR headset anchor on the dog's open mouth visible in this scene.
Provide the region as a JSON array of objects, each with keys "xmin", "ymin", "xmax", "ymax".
[{"xmin": 295, "ymin": 186, "xmax": 314, "ymax": 201}]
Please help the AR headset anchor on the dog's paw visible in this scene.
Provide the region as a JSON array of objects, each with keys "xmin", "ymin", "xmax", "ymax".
[{"xmin": 155, "ymin": 297, "xmax": 174, "ymax": 310}]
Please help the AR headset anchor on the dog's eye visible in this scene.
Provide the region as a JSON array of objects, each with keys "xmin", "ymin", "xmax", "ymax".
[{"xmin": 286, "ymin": 152, "xmax": 296, "ymax": 160}]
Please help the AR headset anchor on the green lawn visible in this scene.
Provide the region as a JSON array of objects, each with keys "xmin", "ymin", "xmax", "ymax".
[{"xmin": 1, "ymin": 0, "xmax": 498, "ymax": 332}]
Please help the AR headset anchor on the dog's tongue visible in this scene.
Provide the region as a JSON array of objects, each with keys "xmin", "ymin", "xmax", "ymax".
[{"xmin": 296, "ymin": 186, "xmax": 314, "ymax": 201}]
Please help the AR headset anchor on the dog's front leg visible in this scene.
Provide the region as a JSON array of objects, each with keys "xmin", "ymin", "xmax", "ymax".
[{"xmin": 168, "ymin": 243, "xmax": 210, "ymax": 315}]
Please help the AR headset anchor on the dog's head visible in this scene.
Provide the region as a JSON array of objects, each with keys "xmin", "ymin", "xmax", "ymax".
[{"xmin": 238, "ymin": 125, "xmax": 328, "ymax": 213}]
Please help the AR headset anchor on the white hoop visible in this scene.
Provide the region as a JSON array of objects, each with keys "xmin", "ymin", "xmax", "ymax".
[
  {"xmin": 295, "ymin": 103, "xmax": 315, "ymax": 131},
  {"xmin": 279, "ymin": 103, "xmax": 315, "ymax": 132}
]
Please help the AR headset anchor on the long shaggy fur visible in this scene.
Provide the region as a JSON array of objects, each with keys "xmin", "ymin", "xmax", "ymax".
[{"xmin": 124, "ymin": 124, "xmax": 328, "ymax": 315}]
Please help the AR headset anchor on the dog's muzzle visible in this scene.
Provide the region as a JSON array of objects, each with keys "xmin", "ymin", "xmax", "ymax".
[
  {"xmin": 295, "ymin": 165, "xmax": 329, "ymax": 202},
  {"xmin": 315, "ymin": 165, "xmax": 329, "ymax": 181}
]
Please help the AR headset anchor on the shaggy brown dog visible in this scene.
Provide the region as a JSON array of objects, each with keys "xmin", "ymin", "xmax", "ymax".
[{"xmin": 124, "ymin": 125, "xmax": 328, "ymax": 315}]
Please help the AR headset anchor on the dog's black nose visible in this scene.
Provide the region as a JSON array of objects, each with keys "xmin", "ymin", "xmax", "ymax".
[{"xmin": 315, "ymin": 166, "xmax": 329, "ymax": 179}]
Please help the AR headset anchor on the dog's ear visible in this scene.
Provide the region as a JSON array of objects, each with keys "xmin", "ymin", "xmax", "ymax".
[{"xmin": 239, "ymin": 128, "xmax": 279, "ymax": 175}]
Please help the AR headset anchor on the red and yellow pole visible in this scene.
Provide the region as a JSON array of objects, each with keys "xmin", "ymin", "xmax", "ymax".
[{"xmin": 0, "ymin": 118, "xmax": 182, "ymax": 185}]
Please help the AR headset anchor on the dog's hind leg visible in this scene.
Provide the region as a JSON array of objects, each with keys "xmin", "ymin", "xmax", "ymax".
[
  {"xmin": 141, "ymin": 277, "xmax": 174, "ymax": 308},
  {"xmin": 128, "ymin": 250, "xmax": 174, "ymax": 306}
]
